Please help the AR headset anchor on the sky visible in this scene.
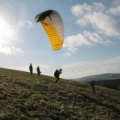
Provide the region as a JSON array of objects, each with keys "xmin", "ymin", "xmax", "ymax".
[{"xmin": 0, "ymin": 0, "xmax": 120, "ymax": 79}]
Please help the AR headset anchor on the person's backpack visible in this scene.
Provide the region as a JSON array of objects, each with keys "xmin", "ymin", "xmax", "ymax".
[{"xmin": 54, "ymin": 70, "xmax": 59, "ymax": 77}]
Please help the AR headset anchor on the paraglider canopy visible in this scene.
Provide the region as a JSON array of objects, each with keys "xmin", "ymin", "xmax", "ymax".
[{"xmin": 35, "ymin": 10, "xmax": 64, "ymax": 51}]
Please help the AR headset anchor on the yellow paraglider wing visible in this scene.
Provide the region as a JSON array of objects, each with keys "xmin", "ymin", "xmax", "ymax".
[
  {"xmin": 35, "ymin": 10, "xmax": 64, "ymax": 51},
  {"xmin": 41, "ymin": 20, "xmax": 63, "ymax": 50}
]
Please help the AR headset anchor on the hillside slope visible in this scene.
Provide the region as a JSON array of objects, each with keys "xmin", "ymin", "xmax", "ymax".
[{"xmin": 0, "ymin": 68, "xmax": 120, "ymax": 120}]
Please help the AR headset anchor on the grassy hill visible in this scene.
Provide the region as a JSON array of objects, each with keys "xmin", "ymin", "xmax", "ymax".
[{"xmin": 0, "ymin": 68, "xmax": 120, "ymax": 120}]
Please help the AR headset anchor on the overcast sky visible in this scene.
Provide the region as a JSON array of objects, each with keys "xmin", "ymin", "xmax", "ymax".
[{"xmin": 0, "ymin": 0, "xmax": 120, "ymax": 79}]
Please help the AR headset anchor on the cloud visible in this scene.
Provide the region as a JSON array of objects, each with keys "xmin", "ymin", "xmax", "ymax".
[
  {"xmin": 18, "ymin": 21, "xmax": 33, "ymax": 28},
  {"xmin": 63, "ymin": 31, "xmax": 110, "ymax": 52},
  {"xmin": 71, "ymin": 3, "xmax": 92, "ymax": 16},
  {"xmin": 111, "ymin": 0, "xmax": 120, "ymax": 7},
  {"xmin": 0, "ymin": 17, "xmax": 17, "ymax": 45},
  {"xmin": 89, "ymin": 13, "xmax": 118, "ymax": 36},
  {"xmin": 107, "ymin": 5, "xmax": 120, "ymax": 15},
  {"xmin": 71, "ymin": 2, "xmax": 120, "ymax": 37},
  {"xmin": 61, "ymin": 56, "xmax": 120, "ymax": 79},
  {"xmin": 64, "ymin": 32, "xmax": 93, "ymax": 52},
  {"xmin": 0, "ymin": 46, "xmax": 23, "ymax": 55},
  {"xmin": 0, "ymin": 16, "xmax": 23, "ymax": 55},
  {"xmin": 64, "ymin": 52, "xmax": 72, "ymax": 56},
  {"xmin": 71, "ymin": 3, "xmax": 105, "ymax": 16},
  {"xmin": 64, "ymin": 2, "xmax": 120, "ymax": 53}
]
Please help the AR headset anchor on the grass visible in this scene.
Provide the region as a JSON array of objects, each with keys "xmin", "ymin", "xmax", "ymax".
[{"xmin": 0, "ymin": 68, "xmax": 120, "ymax": 120}]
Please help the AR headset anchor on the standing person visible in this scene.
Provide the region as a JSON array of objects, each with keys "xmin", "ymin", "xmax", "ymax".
[
  {"xmin": 37, "ymin": 66, "xmax": 41, "ymax": 76},
  {"xmin": 54, "ymin": 69, "xmax": 62, "ymax": 83},
  {"xmin": 90, "ymin": 80, "xmax": 95, "ymax": 94},
  {"xmin": 29, "ymin": 64, "xmax": 33, "ymax": 75}
]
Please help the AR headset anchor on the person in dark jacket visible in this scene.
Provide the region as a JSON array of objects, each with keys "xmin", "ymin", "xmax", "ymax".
[
  {"xmin": 29, "ymin": 64, "xmax": 33, "ymax": 75},
  {"xmin": 90, "ymin": 80, "xmax": 95, "ymax": 94},
  {"xmin": 54, "ymin": 69, "xmax": 62, "ymax": 83},
  {"xmin": 37, "ymin": 66, "xmax": 41, "ymax": 76}
]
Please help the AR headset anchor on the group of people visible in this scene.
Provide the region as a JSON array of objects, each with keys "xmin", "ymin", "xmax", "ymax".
[
  {"xmin": 29, "ymin": 64, "xmax": 62, "ymax": 83},
  {"xmin": 29, "ymin": 64, "xmax": 41, "ymax": 76},
  {"xmin": 29, "ymin": 64, "xmax": 95, "ymax": 93}
]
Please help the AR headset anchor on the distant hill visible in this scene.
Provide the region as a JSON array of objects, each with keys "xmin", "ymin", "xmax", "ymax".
[
  {"xmin": 75, "ymin": 73, "xmax": 120, "ymax": 91},
  {"xmin": 95, "ymin": 78, "xmax": 120, "ymax": 90},
  {"xmin": 0, "ymin": 68, "xmax": 120, "ymax": 120},
  {"xmin": 75, "ymin": 73, "xmax": 120, "ymax": 82}
]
